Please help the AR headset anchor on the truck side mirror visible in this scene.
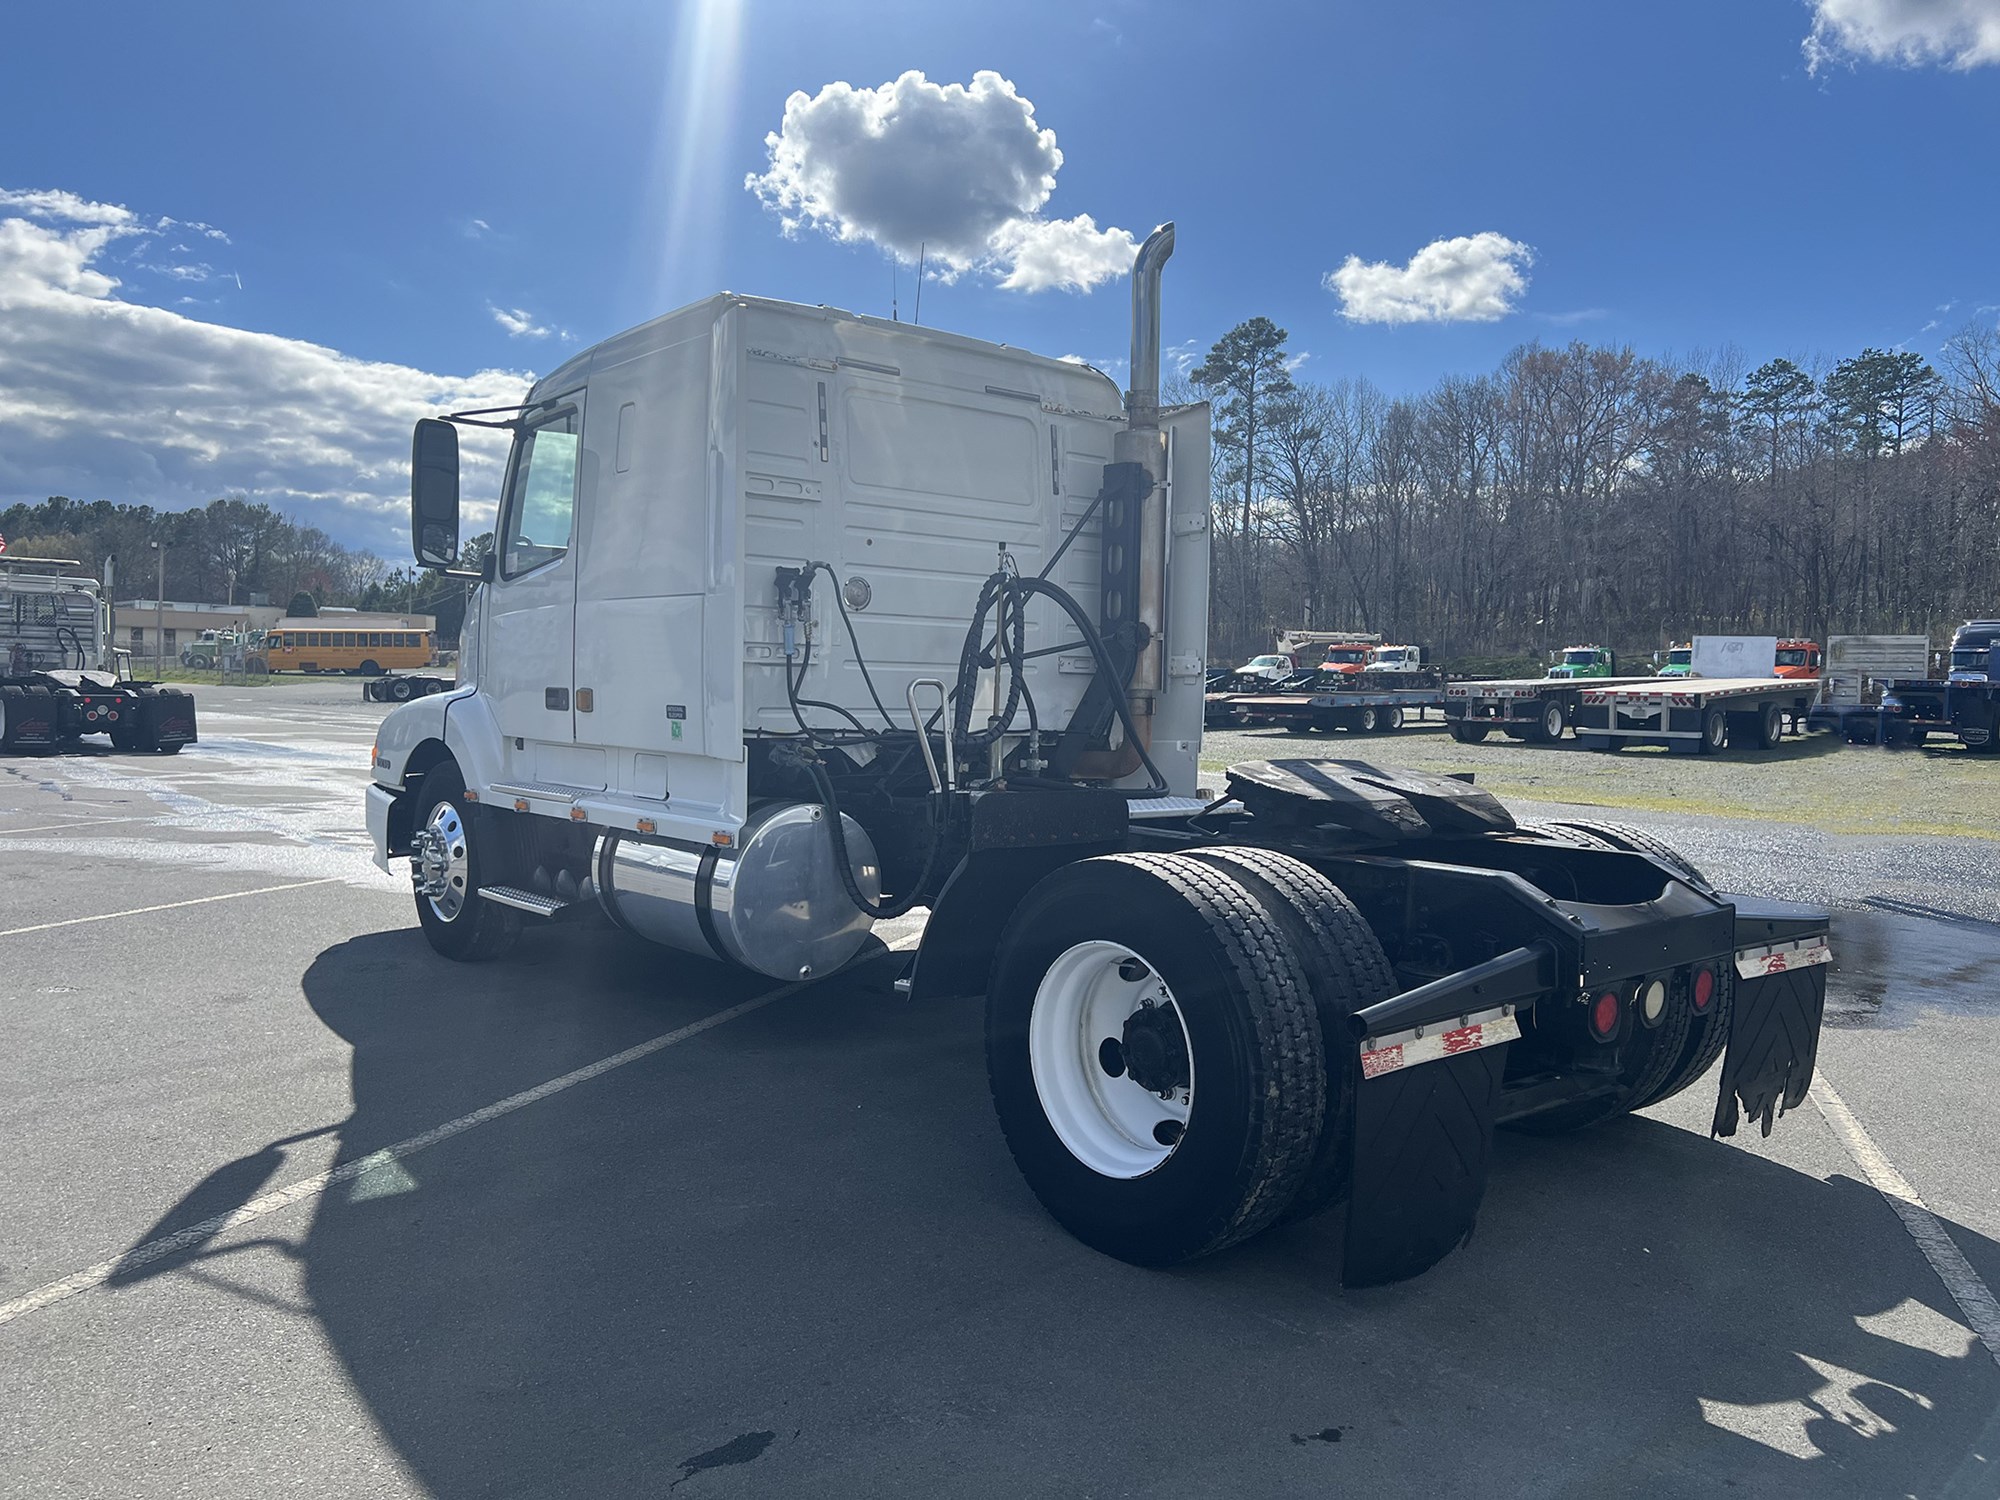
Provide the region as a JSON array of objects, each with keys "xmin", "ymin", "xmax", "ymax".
[{"xmin": 411, "ymin": 418, "xmax": 461, "ymax": 569}]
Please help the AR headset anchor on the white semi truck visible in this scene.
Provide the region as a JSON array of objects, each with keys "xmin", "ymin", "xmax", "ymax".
[{"xmin": 366, "ymin": 227, "xmax": 1833, "ymax": 1283}]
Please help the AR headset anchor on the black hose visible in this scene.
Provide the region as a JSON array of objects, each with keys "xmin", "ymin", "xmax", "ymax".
[
  {"xmin": 1003, "ymin": 574, "xmax": 1169, "ymax": 798},
  {"xmin": 807, "ymin": 758, "xmax": 942, "ymax": 920},
  {"xmin": 810, "ymin": 562, "xmax": 898, "ymax": 728}
]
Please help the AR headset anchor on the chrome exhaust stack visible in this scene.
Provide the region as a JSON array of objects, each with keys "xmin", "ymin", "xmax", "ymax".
[{"xmin": 1116, "ymin": 222, "xmax": 1174, "ymax": 704}]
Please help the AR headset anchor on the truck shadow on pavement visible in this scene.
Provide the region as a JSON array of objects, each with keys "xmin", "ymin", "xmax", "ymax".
[{"xmin": 130, "ymin": 925, "xmax": 1992, "ymax": 1498}]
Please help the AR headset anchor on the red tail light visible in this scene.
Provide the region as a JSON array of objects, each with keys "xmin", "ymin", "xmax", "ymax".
[
  {"xmin": 1692, "ymin": 967, "xmax": 1716, "ymax": 1014},
  {"xmin": 1589, "ymin": 991, "xmax": 1622, "ymax": 1041}
]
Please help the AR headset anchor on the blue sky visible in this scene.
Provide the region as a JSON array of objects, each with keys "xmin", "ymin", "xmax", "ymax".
[{"xmin": 2, "ymin": 0, "xmax": 1996, "ymax": 551}]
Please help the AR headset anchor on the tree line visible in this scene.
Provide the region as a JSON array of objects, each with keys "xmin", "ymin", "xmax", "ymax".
[
  {"xmin": 1187, "ymin": 319, "xmax": 2000, "ymax": 665},
  {"xmin": 0, "ymin": 496, "xmax": 480, "ymax": 640}
]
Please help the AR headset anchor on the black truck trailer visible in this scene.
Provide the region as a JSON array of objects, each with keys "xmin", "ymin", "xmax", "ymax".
[{"xmin": 0, "ymin": 558, "xmax": 198, "ymax": 755}]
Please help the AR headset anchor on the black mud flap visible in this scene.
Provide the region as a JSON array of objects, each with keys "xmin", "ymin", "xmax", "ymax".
[
  {"xmin": 1713, "ymin": 965, "xmax": 1826, "ymax": 1138},
  {"xmin": 1342, "ymin": 1045, "xmax": 1507, "ymax": 1287}
]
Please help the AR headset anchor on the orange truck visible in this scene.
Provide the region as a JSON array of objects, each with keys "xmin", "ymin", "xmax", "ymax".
[{"xmin": 1773, "ymin": 639, "xmax": 1824, "ymax": 680}]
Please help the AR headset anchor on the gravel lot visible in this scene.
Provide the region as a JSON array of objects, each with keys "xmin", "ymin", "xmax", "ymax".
[{"xmin": 3, "ymin": 681, "xmax": 1998, "ymax": 1499}]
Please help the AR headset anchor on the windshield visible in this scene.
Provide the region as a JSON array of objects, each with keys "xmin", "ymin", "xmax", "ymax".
[
  {"xmin": 1248, "ymin": 655, "xmax": 1285, "ymax": 668},
  {"xmin": 1326, "ymin": 648, "xmax": 1368, "ymax": 663},
  {"xmin": 1666, "ymin": 649, "xmax": 1691, "ymax": 665},
  {"xmin": 1952, "ymin": 647, "xmax": 1992, "ymax": 671},
  {"xmin": 1776, "ymin": 648, "xmax": 1810, "ymax": 667},
  {"xmin": 1563, "ymin": 650, "xmax": 1600, "ymax": 665}
]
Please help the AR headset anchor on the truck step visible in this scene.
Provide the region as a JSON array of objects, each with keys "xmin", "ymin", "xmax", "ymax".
[
  {"xmin": 479, "ymin": 885, "xmax": 571, "ymax": 917},
  {"xmin": 489, "ymin": 780, "xmax": 603, "ymax": 804}
]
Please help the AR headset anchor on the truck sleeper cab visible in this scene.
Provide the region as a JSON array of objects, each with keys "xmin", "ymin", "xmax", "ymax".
[{"xmin": 367, "ymin": 229, "xmax": 1831, "ymax": 1287}]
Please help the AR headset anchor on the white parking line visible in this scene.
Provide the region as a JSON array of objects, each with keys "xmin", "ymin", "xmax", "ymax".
[
  {"xmin": 0, "ymin": 879, "xmax": 345, "ymax": 938},
  {"xmin": 1811, "ymin": 1074, "xmax": 2000, "ymax": 1369},
  {"xmin": 0, "ymin": 815, "xmax": 148, "ymax": 837},
  {"xmin": 0, "ymin": 935, "xmax": 919, "ymax": 1327}
]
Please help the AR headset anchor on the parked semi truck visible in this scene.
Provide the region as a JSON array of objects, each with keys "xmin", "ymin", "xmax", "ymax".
[
  {"xmin": 365, "ymin": 228, "xmax": 1831, "ymax": 1284},
  {"xmin": 0, "ymin": 557, "xmax": 198, "ymax": 754},
  {"xmin": 1548, "ymin": 645, "xmax": 1617, "ymax": 679},
  {"xmin": 1879, "ymin": 619, "xmax": 2000, "ymax": 750}
]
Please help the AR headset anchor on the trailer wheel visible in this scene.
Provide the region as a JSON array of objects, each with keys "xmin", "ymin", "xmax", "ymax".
[
  {"xmin": 1697, "ymin": 707, "xmax": 1728, "ymax": 754},
  {"xmin": 1357, "ymin": 705, "xmax": 1380, "ymax": 733},
  {"xmin": 411, "ymin": 766, "xmax": 522, "ymax": 962},
  {"xmin": 1183, "ymin": 846, "xmax": 1395, "ymax": 1223},
  {"xmin": 1448, "ymin": 721, "xmax": 1490, "ymax": 744},
  {"xmin": 987, "ymin": 853, "xmax": 1325, "ymax": 1266},
  {"xmin": 389, "ymin": 677, "xmax": 415, "ymax": 702},
  {"xmin": 1384, "ymin": 705, "xmax": 1406, "ymax": 732},
  {"xmin": 1530, "ymin": 700, "xmax": 1566, "ymax": 743},
  {"xmin": 1752, "ymin": 701, "xmax": 1783, "ymax": 751}
]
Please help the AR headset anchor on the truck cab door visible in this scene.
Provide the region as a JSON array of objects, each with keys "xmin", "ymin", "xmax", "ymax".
[{"xmin": 485, "ymin": 395, "xmax": 584, "ymax": 770}]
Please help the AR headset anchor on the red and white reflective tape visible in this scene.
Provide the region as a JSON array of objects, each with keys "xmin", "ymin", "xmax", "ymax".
[
  {"xmin": 1360, "ymin": 1005, "xmax": 1520, "ymax": 1080},
  {"xmin": 1733, "ymin": 936, "xmax": 1833, "ymax": 980}
]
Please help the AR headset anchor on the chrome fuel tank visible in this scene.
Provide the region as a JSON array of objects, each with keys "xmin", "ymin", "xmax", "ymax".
[{"xmin": 594, "ymin": 802, "xmax": 880, "ymax": 980}]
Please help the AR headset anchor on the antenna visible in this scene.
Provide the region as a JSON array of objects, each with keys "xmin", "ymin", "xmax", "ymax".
[
  {"xmin": 914, "ymin": 242, "xmax": 925, "ymax": 325},
  {"xmin": 892, "ymin": 261, "xmax": 899, "ymax": 322}
]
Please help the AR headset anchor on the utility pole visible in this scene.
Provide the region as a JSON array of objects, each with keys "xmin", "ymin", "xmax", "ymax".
[{"xmin": 150, "ymin": 540, "xmax": 168, "ymax": 675}]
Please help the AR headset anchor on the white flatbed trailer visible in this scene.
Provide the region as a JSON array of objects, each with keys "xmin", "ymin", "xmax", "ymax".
[
  {"xmin": 1571, "ymin": 677, "xmax": 1820, "ymax": 754},
  {"xmin": 1443, "ymin": 676, "xmax": 1658, "ymax": 745}
]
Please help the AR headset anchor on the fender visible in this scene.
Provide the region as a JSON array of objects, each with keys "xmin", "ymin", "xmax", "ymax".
[
  {"xmin": 372, "ymin": 689, "xmax": 460, "ymax": 787},
  {"xmin": 442, "ymin": 689, "xmax": 507, "ymax": 797}
]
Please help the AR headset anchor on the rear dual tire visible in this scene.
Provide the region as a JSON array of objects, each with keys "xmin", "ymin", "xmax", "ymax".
[
  {"xmin": 987, "ymin": 849, "xmax": 1394, "ymax": 1266},
  {"xmin": 1512, "ymin": 820, "xmax": 1729, "ymax": 1130}
]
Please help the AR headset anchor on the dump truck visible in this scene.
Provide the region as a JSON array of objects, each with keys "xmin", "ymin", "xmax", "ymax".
[
  {"xmin": 0, "ymin": 557, "xmax": 198, "ymax": 754},
  {"xmin": 364, "ymin": 227, "xmax": 1831, "ymax": 1285}
]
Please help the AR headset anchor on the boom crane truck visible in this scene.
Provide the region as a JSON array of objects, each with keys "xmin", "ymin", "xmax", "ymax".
[{"xmin": 366, "ymin": 227, "xmax": 1833, "ymax": 1285}]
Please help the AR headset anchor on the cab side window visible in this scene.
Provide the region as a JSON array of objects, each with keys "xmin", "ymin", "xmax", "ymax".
[{"xmin": 501, "ymin": 405, "xmax": 581, "ymax": 579}]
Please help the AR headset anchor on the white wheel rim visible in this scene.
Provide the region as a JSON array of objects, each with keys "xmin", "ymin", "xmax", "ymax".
[
  {"xmin": 1028, "ymin": 940, "xmax": 1194, "ymax": 1179},
  {"xmin": 415, "ymin": 800, "xmax": 470, "ymax": 922},
  {"xmin": 1545, "ymin": 704, "xmax": 1563, "ymax": 738}
]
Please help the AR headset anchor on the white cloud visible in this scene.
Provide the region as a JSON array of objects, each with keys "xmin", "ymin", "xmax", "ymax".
[
  {"xmin": 1325, "ymin": 233, "xmax": 1535, "ymax": 325},
  {"xmin": 988, "ymin": 213, "xmax": 1137, "ymax": 292},
  {"xmin": 157, "ymin": 214, "xmax": 231, "ymax": 244},
  {"xmin": 489, "ymin": 304, "xmax": 559, "ymax": 339},
  {"xmin": 0, "ymin": 187, "xmax": 136, "ymax": 227},
  {"xmin": 1804, "ymin": 0, "xmax": 2000, "ymax": 71},
  {"xmin": 745, "ymin": 70, "xmax": 1137, "ymax": 292},
  {"xmin": 0, "ymin": 188, "xmax": 528, "ymax": 552}
]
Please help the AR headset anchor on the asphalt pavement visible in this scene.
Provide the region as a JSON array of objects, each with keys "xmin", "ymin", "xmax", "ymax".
[{"xmin": 3, "ymin": 681, "xmax": 1998, "ymax": 1498}]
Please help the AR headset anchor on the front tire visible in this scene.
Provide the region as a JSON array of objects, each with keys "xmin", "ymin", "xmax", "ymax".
[
  {"xmin": 987, "ymin": 853, "xmax": 1326, "ymax": 1266},
  {"xmin": 411, "ymin": 766, "xmax": 521, "ymax": 962}
]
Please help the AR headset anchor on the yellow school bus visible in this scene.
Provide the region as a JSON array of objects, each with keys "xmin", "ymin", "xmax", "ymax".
[{"xmin": 265, "ymin": 618, "xmax": 436, "ymax": 676}]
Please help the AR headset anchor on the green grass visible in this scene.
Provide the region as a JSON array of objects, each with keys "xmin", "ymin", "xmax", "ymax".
[{"xmin": 1200, "ymin": 722, "xmax": 2000, "ymax": 840}]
